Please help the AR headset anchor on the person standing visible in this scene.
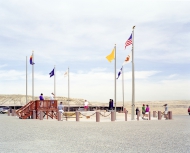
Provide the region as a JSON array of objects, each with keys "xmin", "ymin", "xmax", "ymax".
[
  {"xmin": 111, "ymin": 99, "xmax": 114, "ymax": 110},
  {"xmin": 108, "ymin": 99, "xmax": 112, "ymax": 110},
  {"xmin": 39, "ymin": 93, "xmax": 44, "ymax": 107},
  {"xmin": 142, "ymin": 104, "xmax": 145, "ymax": 119},
  {"xmin": 84, "ymin": 100, "xmax": 89, "ymax": 111},
  {"xmin": 50, "ymin": 92, "xmax": 54, "ymax": 108},
  {"xmin": 188, "ymin": 106, "xmax": 190, "ymax": 115},
  {"xmin": 58, "ymin": 102, "xmax": 64, "ymax": 114},
  {"xmin": 136, "ymin": 107, "xmax": 139, "ymax": 118},
  {"xmin": 164, "ymin": 104, "xmax": 168, "ymax": 119},
  {"xmin": 145, "ymin": 105, "xmax": 150, "ymax": 120}
]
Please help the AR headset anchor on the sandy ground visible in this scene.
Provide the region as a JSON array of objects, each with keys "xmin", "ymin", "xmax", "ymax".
[{"xmin": 0, "ymin": 113, "xmax": 190, "ymax": 153}]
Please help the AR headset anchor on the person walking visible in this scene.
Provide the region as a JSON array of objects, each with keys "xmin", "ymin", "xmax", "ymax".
[
  {"xmin": 163, "ymin": 104, "xmax": 168, "ymax": 119},
  {"xmin": 111, "ymin": 99, "xmax": 114, "ymax": 110},
  {"xmin": 108, "ymin": 99, "xmax": 112, "ymax": 110},
  {"xmin": 84, "ymin": 100, "xmax": 89, "ymax": 111}
]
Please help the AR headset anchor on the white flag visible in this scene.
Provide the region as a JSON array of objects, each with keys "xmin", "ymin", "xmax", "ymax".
[
  {"xmin": 64, "ymin": 71, "xmax": 68, "ymax": 77},
  {"xmin": 122, "ymin": 51, "xmax": 132, "ymax": 65}
]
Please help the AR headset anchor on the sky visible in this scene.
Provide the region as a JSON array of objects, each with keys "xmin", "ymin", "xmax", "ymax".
[{"xmin": 0, "ymin": 0, "xmax": 190, "ymax": 103}]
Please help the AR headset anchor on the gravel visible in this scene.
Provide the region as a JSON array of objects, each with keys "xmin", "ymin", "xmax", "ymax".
[{"xmin": 0, "ymin": 114, "xmax": 189, "ymax": 153}]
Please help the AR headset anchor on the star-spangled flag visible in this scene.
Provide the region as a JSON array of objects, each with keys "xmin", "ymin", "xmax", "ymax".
[
  {"xmin": 125, "ymin": 33, "xmax": 132, "ymax": 49},
  {"xmin": 116, "ymin": 66, "xmax": 123, "ymax": 79},
  {"xmin": 49, "ymin": 69, "xmax": 54, "ymax": 77},
  {"xmin": 30, "ymin": 55, "xmax": 35, "ymax": 65}
]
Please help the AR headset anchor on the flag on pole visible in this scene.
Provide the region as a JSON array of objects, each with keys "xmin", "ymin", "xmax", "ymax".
[
  {"xmin": 123, "ymin": 52, "xmax": 132, "ymax": 65},
  {"xmin": 117, "ymin": 66, "xmax": 123, "ymax": 79},
  {"xmin": 106, "ymin": 49, "xmax": 115, "ymax": 62},
  {"xmin": 64, "ymin": 71, "xmax": 68, "ymax": 77},
  {"xmin": 30, "ymin": 55, "xmax": 35, "ymax": 65},
  {"xmin": 49, "ymin": 69, "xmax": 54, "ymax": 77},
  {"xmin": 125, "ymin": 33, "xmax": 132, "ymax": 49}
]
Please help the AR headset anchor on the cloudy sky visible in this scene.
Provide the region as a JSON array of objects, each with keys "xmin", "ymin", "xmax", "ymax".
[{"xmin": 0, "ymin": 0, "xmax": 190, "ymax": 103}]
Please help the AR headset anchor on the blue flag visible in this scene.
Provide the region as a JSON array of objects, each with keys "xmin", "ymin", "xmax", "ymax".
[
  {"xmin": 117, "ymin": 67, "xmax": 123, "ymax": 79},
  {"xmin": 49, "ymin": 69, "xmax": 54, "ymax": 77}
]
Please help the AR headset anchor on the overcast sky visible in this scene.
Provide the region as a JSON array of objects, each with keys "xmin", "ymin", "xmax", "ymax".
[{"xmin": 0, "ymin": 0, "xmax": 189, "ymax": 103}]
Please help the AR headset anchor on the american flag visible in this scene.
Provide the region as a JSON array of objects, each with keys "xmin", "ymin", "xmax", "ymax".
[{"xmin": 125, "ymin": 34, "xmax": 132, "ymax": 49}]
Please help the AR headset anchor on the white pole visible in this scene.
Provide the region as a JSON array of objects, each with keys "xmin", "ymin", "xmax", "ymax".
[
  {"xmin": 122, "ymin": 66, "xmax": 124, "ymax": 111},
  {"xmin": 114, "ymin": 44, "xmax": 116, "ymax": 119},
  {"xmin": 26, "ymin": 56, "xmax": 28, "ymax": 104},
  {"xmin": 131, "ymin": 26, "xmax": 135, "ymax": 120},
  {"xmin": 32, "ymin": 51, "xmax": 34, "ymax": 101},
  {"xmin": 68, "ymin": 67, "xmax": 70, "ymax": 111}
]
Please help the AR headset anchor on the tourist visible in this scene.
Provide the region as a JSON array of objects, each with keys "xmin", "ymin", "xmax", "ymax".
[
  {"xmin": 58, "ymin": 102, "xmax": 64, "ymax": 114},
  {"xmin": 111, "ymin": 99, "xmax": 114, "ymax": 110},
  {"xmin": 50, "ymin": 92, "xmax": 54, "ymax": 107},
  {"xmin": 84, "ymin": 100, "xmax": 89, "ymax": 111},
  {"xmin": 188, "ymin": 106, "xmax": 190, "ymax": 115},
  {"xmin": 142, "ymin": 104, "xmax": 145, "ymax": 119},
  {"xmin": 163, "ymin": 104, "xmax": 168, "ymax": 119},
  {"xmin": 39, "ymin": 93, "xmax": 44, "ymax": 107},
  {"xmin": 108, "ymin": 99, "xmax": 112, "ymax": 110},
  {"xmin": 145, "ymin": 105, "xmax": 149, "ymax": 120},
  {"xmin": 136, "ymin": 107, "xmax": 139, "ymax": 118}
]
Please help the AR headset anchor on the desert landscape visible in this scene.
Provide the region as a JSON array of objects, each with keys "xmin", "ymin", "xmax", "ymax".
[{"xmin": 0, "ymin": 94, "xmax": 189, "ymax": 115}]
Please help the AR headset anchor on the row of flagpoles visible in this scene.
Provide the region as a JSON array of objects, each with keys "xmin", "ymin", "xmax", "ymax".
[
  {"xmin": 106, "ymin": 26, "xmax": 135, "ymax": 120},
  {"xmin": 26, "ymin": 52, "xmax": 70, "ymax": 110}
]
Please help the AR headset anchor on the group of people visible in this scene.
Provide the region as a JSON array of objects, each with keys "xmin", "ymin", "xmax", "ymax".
[
  {"xmin": 135, "ymin": 104, "xmax": 150, "ymax": 120},
  {"xmin": 39, "ymin": 92, "xmax": 55, "ymax": 107},
  {"xmin": 108, "ymin": 99, "xmax": 114, "ymax": 110},
  {"xmin": 135, "ymin": 103, "xmax": 169, "ymax": 120}
]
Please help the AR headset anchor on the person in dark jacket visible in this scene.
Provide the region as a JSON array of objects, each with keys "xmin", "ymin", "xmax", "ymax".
[{"xmin": 188, "ymin": 106, "xmax": 190, "ymax": 115}]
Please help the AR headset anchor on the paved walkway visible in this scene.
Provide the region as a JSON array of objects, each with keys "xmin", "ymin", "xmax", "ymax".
[{"xmin": 0, "ymin": 114, "xmax": 189, "ymax": 153}]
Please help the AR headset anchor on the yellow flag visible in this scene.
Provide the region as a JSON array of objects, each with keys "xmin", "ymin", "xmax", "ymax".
[{"xmin": 106, "ymin": 49, "xmax": 115, "ymax": 62}]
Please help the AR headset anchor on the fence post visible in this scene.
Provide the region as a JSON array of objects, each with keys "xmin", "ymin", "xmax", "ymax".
[
  {"xmin": 169, "ymin": 111, "xmax": 172, "ymax": 120},
  {"xmin": 76, "ymin": 111, "xmax": 79, "ymax": 122},
  {"xmin": 96, "ymin": 111, "xmax": 100, "ymax": 122},
  {"xmin": 32, "ymin": 110, "xmax": 36, "ymax": 119},
  {"xmin": 57, "ymin": 112, "xmax": 61, "ymax": 121},
  {"xmin": 153, "ymin": 111, "xmax": 156, "ymax": 117},
  {"xmin": 8, "ymin": 110, "xmax": 10, "ymax": 116},
  {"xmin": 158, "ymin": 111, "xmax": 161, "ymax": 120},
  {"xmin": 137, "ymin": 111, "xmax": 139, "ymax": 121},
  {"xmin": 149, "ymin": 112, "xmax": 151, "ymax": 120},
  {"xmin": 40, "ymin": 111, "xmax": 43, "ymax": 120},
  {"xmin": 125, "ymin": 111, "xmax": 128, "ymax": 121},
  {"xmin": 11, "ymin": 109, "xmax": 15, "ymax": 116},
  {"xmin": 111, "ymin": 111, "xmax": 115, "ymax": 121}
]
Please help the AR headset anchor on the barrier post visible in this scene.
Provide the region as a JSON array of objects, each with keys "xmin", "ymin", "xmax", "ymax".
[
  {"xmin": 125, "ymin": 111, "xmax": 128, "ymax": 121},
  {"xmin": 153, "ymin": 111, "xmax": 156, "ymax": 117},
  {"xmin": 57, "ymin": 112, "xmax": 61, "ymax": 121},
  {"xmin": 137, "ymin": 111, "xmax": 139, "ymax": 121},
  {"xmin": 76, "ymin": 111, "xmax": 79, "ymax": 122},
  {"xmin": 169, "ymin": 111, "xmax": 172, "ymax": 120},
  {"xmin": 158, "ymin": 111, "xmax": 161, "ymax": 120},
  {"xmin": 32, "ymin": 110, "xmax": 36, "ymax": 119},
  {"xmin": 40, "ymin": 111, "xmax": 43, "ymax": 120},
  {"xmin": 11, "ymin": 109, "xmax": 15, "ymax": 116},
  {"xmin": 111, "ymin": 111, "xmax": 115, "ymax": 121},
  {"xmin": 149, "ymin": 112, "xmax": 151, "ymax": 120},
  {"xmin": 8, "ymin": 110, "xmax": 10, "ymax": 116},
  {"xmin": 96, "ymin": 111, "xmax": 100, "ymax": 122}
]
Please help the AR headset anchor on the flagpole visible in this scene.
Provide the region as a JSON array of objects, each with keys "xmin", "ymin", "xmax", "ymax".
[
  {"xmin": 131, "ymin": 26, "xmax": 135, "ymax": 120},
  {"xmin": 54, "ymin": 65, "xmax": 56, "ymax": 99},
  {"xmin": 32, "ymin": 51, "xmax": 34, "ymax": 101},
  {"xmin": 26, "ymin": 56, "xmax": 28, "ymax": 104},
  {"xmin": 114, "ymin": 44, "xmax": 116, "ymax": 120},
  {"xmin": 122, "ymin": 66, "xmax": 124, "ymax": 111},
  {"xmin": 68, "ymin": 67, "xmax": 70, "ymax": 111}
]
